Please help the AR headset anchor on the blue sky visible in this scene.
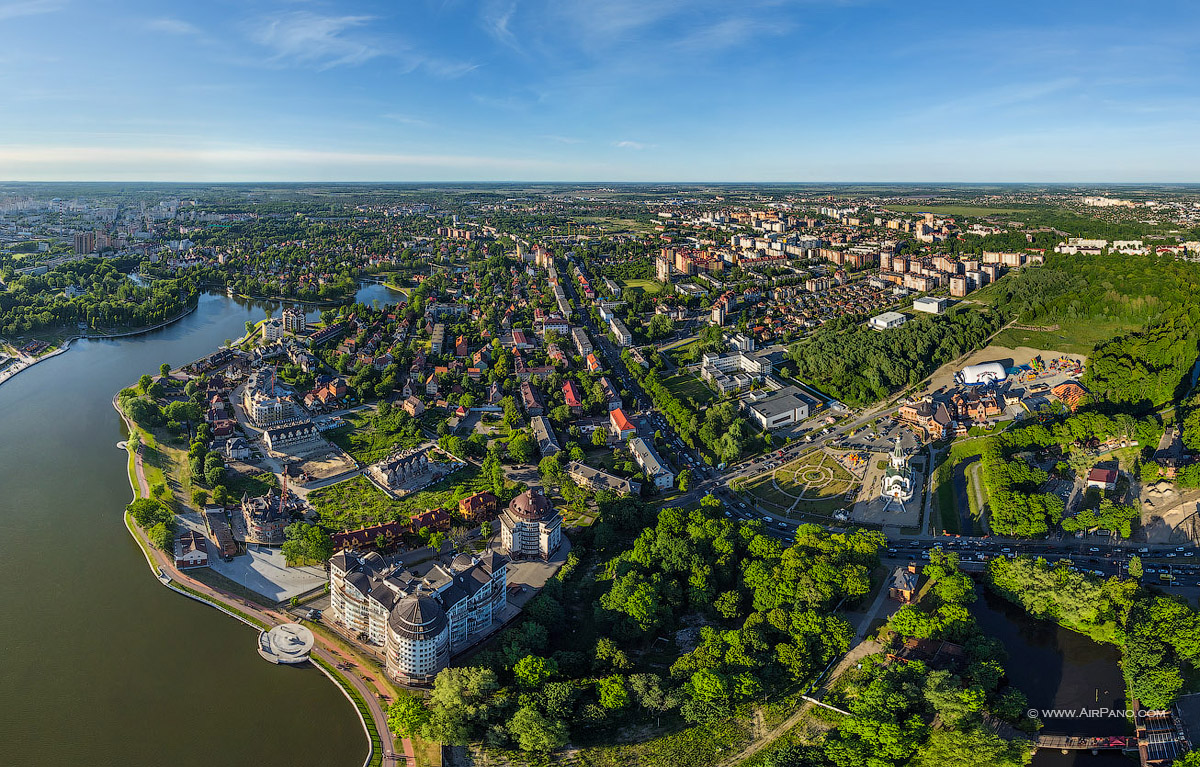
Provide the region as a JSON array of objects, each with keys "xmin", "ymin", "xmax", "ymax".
[{"xmin": 0, "ymin": 0, "xmax": 1197, "ymax": 181}]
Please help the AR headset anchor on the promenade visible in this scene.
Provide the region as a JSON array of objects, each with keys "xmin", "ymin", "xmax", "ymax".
[{"xmin": 116, "ymin": 396, "xmax": 403, "ymax": 766}]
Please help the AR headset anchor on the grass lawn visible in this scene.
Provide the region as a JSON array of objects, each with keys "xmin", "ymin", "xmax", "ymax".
[
  {"xmin": 621, "ymin": 277, "xmax": 665, "ymax": 295},
  {"xmin": 307, "ymin": 475, "xmax": 412, "ymax": 530},
  {"xmin": 990, "ymin": 317, "xmax": 1130, "ymax": 356},
  {"xmin": 661, "ymin": 371, "xmax": 715, "ymax": 406},
  {"xmin": 326, "ymin": 408, "xmax": 425, "ymax": 464},
  {"xmin": 743, "ymin": 451, "xmax": 857, "ymax": 519},
  {"xmin": 307, "ymin": 467, "xmax": 493, "ymax": 531},
  {"xmin": 225, "ymin": 470, "xmax": 279, "ymax": 498}
]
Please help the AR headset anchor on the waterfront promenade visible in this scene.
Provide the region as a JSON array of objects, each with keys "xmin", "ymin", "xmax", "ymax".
[{"xmin": 116, "ymin": 396, "xmax": 401, "ymax": 767}]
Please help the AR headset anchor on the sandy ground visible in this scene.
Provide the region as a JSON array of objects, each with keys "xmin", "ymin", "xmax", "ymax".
[
  {"xmin": 920, "ymin": 345, "xmax": 1088, "ymax": 397},
  {"xmin": 1141, "ymin": 482, "xmax": 1200, "ymax": 544},
  {"xmin": 850, "ymin": 454, "xmax": 923, "ymax": 528}
]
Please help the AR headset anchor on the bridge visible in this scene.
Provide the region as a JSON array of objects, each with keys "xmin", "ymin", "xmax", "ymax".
[{"xmin": 1034, "ymin": 734, "xmax": 1134, "ymax": 752}]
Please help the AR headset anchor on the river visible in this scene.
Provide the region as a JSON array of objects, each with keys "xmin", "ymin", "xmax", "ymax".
[
  {"xmin": 972, "ymin": 590, "xmax": 1133, "ymax": 766},
  {"xmin": 0, "ymin": 283, "xmax": 403, "ymax": 767}
]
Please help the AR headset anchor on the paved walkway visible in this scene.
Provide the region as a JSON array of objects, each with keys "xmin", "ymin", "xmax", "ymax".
[{"xmin": 117, "ymin": 399, "xmax": 397, "ymax": 765}]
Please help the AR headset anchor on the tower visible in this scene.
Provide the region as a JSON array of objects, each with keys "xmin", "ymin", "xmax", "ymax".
[{"xmin": 880, "ymin": 437, "xmax": 915, "ymax": 512}]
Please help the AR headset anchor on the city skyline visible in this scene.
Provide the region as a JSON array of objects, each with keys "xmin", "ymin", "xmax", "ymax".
[{"xmin": 1, "ymin": 0, "xmax": 1198, "ymax": 181}]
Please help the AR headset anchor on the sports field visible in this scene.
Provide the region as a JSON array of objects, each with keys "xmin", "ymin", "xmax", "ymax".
[{"xmin": 621, "ymin": 278, "xmax": 665, "ymax": 295}]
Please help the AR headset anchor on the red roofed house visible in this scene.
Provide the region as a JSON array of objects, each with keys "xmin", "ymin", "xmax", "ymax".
[
  {"xmin": 563, "ymin": 380, "xmax": 583, "ymax": 414},
  {"xmin": 609, "ymin": 408, "xmax": 636, "ymax": 440},
  {"xmin": 1086, "ymin": 467, "xmax": 1117, "ymax": 491},
  {"xmin": 459, "ymin": 491, "xmax": 498, "ymax": 522},
  {"xmin": 586, "ymin": 353, "xmax": 602, "ymax": 373}
]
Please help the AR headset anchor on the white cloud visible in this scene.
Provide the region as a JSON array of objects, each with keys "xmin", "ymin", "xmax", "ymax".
[
  {"xmin": 613, "ymin": 140, "xmax": 651, "ymax": 150},
  {"xmin": 247, "ymin": 12, "xmax": 382, "ymax": 69},
  {"xmin": 145, "ymin": 18, "xmax": 201, "ymax": 36},
  {"xmin": 382, "ymin": 113, "xmax": 433, "ymax": 127},
  {"xmin": 0, "ymin": 144, "xmax": 569, "ymax": 181},
  {"xmin": 0, "ymin": 0, "xmax": 62, "ymax": 22},
  {"xmin": 483, "ymin": 0, "xmax": 521, "ymax": 52}
]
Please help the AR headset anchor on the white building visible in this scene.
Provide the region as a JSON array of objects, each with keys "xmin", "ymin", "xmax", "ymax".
[
  {"xmin": 700, "ymin": 350, "xmax": 772, "ymax": 394},
  {"xmin": 241, "ymin": 367, "xmax": 298, "ymax": 426},
  {"xmin": 881, "ymin": 438, "xmax": 915, "ymax": 511},
  {"xmin": 500, "ymin": 489, "xmax": 563, "ymax": 560},
  {"xmin": 868, "ymin": 311, "xmax": 907, "ymax": 331},
  {"xmin": 261, "ymin": 318, "xmax": 285, "ymax": 342},
  {"xmin": 741, "ymin": 386, "xmax": 813, "ymax": 431},
  {"xmin": 329, "ymin": 549, "xmax": 508, "ymax": 684},
  {"xmin": 629, "ymin": 437, "xmax": 674, "ymax": 490},
  {"xmin": 609, "ymin": 316, "xmax": 632, "ymax": 347},
  {"xmin": 913, "ymin": 296, "xmax": 949, "ymax": 314},
  {"xmin": 283, "ymin": 306, "xmax": 307, "ymax": 334}
]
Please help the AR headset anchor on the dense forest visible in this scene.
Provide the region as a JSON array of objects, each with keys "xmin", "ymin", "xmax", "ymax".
[
  {"xmin": 978, "ymin": 411, "xmax": 1158, "ymax": 538},
  {"xmin": 988, "ymin": 556, "xmax": 1200, "ymax": 709},
  {"xmin": 387, "ymin": 495, "xmax": 883, "ymax": 757},
  {"xmin": 0, "ymin": 257, "xmax": 196, "ymax": 336},
  {"xmin": 786, "ymin": 306, "xmax": 1004, "ymax": 405}
]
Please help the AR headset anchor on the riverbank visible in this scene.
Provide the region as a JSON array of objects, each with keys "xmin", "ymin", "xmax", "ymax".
[
  {"xmin": 0, "ymin": 301, "xmax": 199, "ymax": 390},
  {"xmin": 112, "ymin": 392, "xmax": 399, "ymax": 767}
]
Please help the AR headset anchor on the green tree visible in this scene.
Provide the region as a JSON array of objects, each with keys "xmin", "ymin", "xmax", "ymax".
[
  {"xmin": 1128, "ymin": 555, "xmax": 1143, "ymax": 579},
  {"xmin": 592, "ymin": 428, "xmax": 608, "ymax": 447},
  {"xmin": 508, "ymin": 432, "xmax": 534, "ymax": 464},
  {"xmin": 596, "ymin": 675, "xmax": 630, "ymax": 709},
  {"xmin": 513, "ymin": 655, "xmax": 558, "ymax": 688},
  {"xmin": 191, "ymin": 489, "xmax": 209, "ymax": 507},
  {"xmin": 508, "ymin": 706, "xmax": 568, "ymax": 752},
  {"xmin": 148, "ymin": 521, "xmax": 174, "ymax": 551},
  {"xmin": 677, "ymin": 468, "xmax": 693, "ymax": 492},
  {"xmin": 387, "ymin": 693, "xmax": 432, "ymax": 737},
  {"xmin": 912, "ymin": 727, "xmax": 1031, "ymax": 767},
  {"xmin": 159, "ymin": 363, "xmax": 171, "ymax": 378},
  {"xmin": 138, "ymin": 373, "xmax": 153, "ymax": 394}
]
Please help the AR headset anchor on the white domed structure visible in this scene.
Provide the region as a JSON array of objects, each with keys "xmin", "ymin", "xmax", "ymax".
[
  {"xmin": 500, "ymin": 489, "xmax": 562, "ymax": 560},
  {"xmin": 880, "ymin": 438, "xmax": 915, "ymax": 511},
  {"xmin": 386, "ymin": 594, "xmax": 450, "ymax": 683}
]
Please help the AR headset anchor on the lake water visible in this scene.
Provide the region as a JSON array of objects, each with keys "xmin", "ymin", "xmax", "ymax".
[
  {"xmin": 0, "ymin": 283, "xmax": 402, "ymax": 767},
  {"xmin": 972, "ymin": 590, "xmax": 1133, "ymax": 766}
]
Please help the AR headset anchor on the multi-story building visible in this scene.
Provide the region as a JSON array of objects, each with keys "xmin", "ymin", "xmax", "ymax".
[
  {"xmin": 741, "ymin": 386, "xmax": 813, "ymax": 431},
  {"xmin": 242, "ymin": 367, "xmax": 298, "ymax": 426},
  {"xmin": 430, "ymin": 323, "xmax": 447, "ymax": 355},
  {"xmin": 240, "ymin": 493, "xmax": 288, "ymax": 545},
  {"xmin": 329, "ymin": 548, "xmax": 508, "ymax": 684},
  {"xmin": 700, "ymin": 350, "xmax": 772, "ymax": 394},
  {"xmin": 282, "ymin": 306, "xmax": 307, "ymax": 334},
  {"xmin": 263, "ymin": 420, "xmax": 319, "ymax": 451},
  {"xmin": 261, "ymin": 318, "xmax": 285, "ymax": 342},
  {"xmin": 499, "ymin": 489, "xmax": 562, "ymax": 561},
  {"xmin": 566, "ymin": 461, "xmax": 641, "ymax": 496},
  {"xmin": 530, "ymin": 416, "xmax": 561, "ymax": 458},
  {"xmin": 609, "ymin": 316, "xmax": 632, "ymax": 347},
  {"xmin": 73, "ymin": 232, "xmax": 95, "ymax": 255},
  {"xmin": 571, "ymin": 327, "xmax": 593, "ymax": 357},
  {"xmin": 628, "ymin": 437, "xmax": 674, "ymax": 490}
]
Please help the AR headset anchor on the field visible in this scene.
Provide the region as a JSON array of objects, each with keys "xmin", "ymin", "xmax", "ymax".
[
  {"xmin": 306, "ymin": 475, "xmax": 410, "ymax": 530},
  {"xmin": 661, "ymin": 371, "xmax": 715, "ymax": 406},
  {"xmin": 884, "ymin": 204, "xmax": 1024, "ymax": 217},
  {"xmin": 325, "ymin": 407, "xmax": 425, "ymax": 464},
  {"xmin": 743, "ymin": 450, "xmax": 858, "ymax": 519},
  {"xmin": 621, "ymin": 277, "xmax": 665, "ymax": 295},
  {"xmin": 989, "ymin": 318, "xmax": 1129, "ymax": 356}
]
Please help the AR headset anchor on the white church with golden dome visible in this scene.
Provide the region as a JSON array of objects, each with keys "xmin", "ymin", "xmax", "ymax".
[{"xmin": 880, "ymin": 437, "xmax": 915, "ymax": 511}]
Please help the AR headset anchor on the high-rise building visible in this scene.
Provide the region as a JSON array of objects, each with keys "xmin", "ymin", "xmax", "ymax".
[{"xmin": 74, "ymin": 232, "xmax": 95, "ymax": 255}]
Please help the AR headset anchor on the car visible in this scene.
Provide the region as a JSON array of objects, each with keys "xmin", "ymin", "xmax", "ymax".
[
  {"xmin": 1088, "ymin": 547, "xmax": 1100, "ymax": 553},
  {"xmin": 1187, "ymin": 552, "xmax": 1195, "ymax": 557},
  {"xmin": 762, "ymin": 515, "xmax": 771, "ymax": 522},
  {"xmin": 724, "ymin": 511, "xmax": 732, "ymax": 518},
  {"xmin": 777, "ymin": 522, "xmax": 788, "ymax": 529},
  {"xmin": 1178, "ymin": 547, "xmax": 1188, "ymax": 552},
  {"xmin": 1138, "ymin": 547, "xmax": 1149, "ymax": 553},
  {"xmin": 1000, "ymin": 547, "xmax": 1011, "ymax": 553},
  {"xmin": 1168, "ymin": 553, "xmax": 1177, "ymax": 558}
]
